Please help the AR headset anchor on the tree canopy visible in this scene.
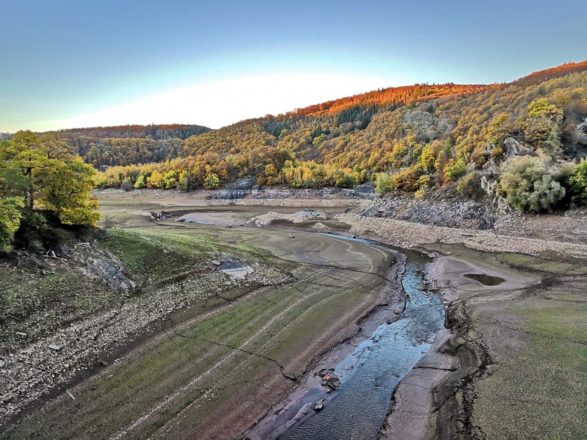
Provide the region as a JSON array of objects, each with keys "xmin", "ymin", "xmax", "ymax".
[{"xmin": 0, "ymin": 131, "xmax": 100, "ymax": 253}]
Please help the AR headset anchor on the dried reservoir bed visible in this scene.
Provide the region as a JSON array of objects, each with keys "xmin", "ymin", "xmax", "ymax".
[{"xmin": 3, "ymin": 225, "xmax": 399, "ymax": 439}]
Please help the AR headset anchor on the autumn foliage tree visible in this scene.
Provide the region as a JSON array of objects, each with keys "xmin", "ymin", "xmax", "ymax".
[{"xmin": 0, "ymin": 131, "xmax": 100, "ymax": 252}]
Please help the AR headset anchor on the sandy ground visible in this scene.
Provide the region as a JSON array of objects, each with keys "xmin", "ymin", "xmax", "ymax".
[
  {"xmin": 176, "ymin": 211, "xmax": 247, "ymax": 226},
  {"xmin": 381, "ymin": 327, "xmax": 454, "ymax": 440}
]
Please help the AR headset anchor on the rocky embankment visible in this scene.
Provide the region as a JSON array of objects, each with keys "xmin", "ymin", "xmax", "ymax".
[{"xmin": 359, "ymin": 196, "xmax": 495, "ymax": 230}]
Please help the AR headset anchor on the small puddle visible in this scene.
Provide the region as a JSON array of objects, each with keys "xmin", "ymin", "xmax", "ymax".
[
  {"xmin": 463, "ymin": 273, "xmax": 505, "ymax": 286},
  {"xmin": 219, "ymin": 261, "xmax": 254, "ymax": 280}
]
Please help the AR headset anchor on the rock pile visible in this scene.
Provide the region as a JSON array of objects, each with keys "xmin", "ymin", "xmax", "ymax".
[
  {"xmin": 359, "ymin": 196, "xmax": 495, "ymax": 230},
  {"xmin": 249, "ymin": 210, "xmax": 328, "ymax": 227}
]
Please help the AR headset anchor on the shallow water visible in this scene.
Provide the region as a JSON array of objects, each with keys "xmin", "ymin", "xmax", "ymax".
[
  {"xmin": 219, "ymin": 260, "xmax": 253, "ymax": 279},
  {"xmin": 463, "ymin": 273, "xmax": 505, "ymax": 286},
  {"xmin": 281, "ymin": 251, "xmax": 445, "ymax": 440}
]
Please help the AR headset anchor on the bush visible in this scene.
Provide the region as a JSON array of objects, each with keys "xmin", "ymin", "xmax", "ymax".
[
  {"xmin": 414, "ymin": 187, "xmax": 426, "ymax": 200},
  {"xmin": 498, "ymin": 156, "xmax": 566, "ymax": 212},
  {"xmin": 374, "ymin": 173, "xmax": 392, "ymax": 194},
  {"xmin": 457, "ymin": 171, "xmax": 484, "ymax": 200},
  {"xmin": 391, "ymin": 164, "xmax": 424, "ymax": 192},
  {"xmin": 490, "ymin": 146, "xmax": 504, "ymax": 159},
  {"xmin": 134, "ymin": 174, "xmax": 146, "ymax": 189},
  {"xmin": 443, "ymin": 158, "xmax": 467, "ymax": 182},
  {"xmin": 204, "ymin": 173, "xmax": 220, "ymax": 189},
  {"xmin": 0, "ymin": 197, "xmax": 24, "ymax": 253},
  {"xmin": 523, "ymin": 98, "xmax": 563, "ymax": 154},
  {"xmin": 333, "ymin": 170, "xmax": 358, "ymax": 188},
  {"xmin": 163, "ymin": 171, "xmax": 178, "ymax": 189},
  {"xmin": 120, "ymin": 178, "xmax": 134, "ymax": 192},
  {"xmin": 414, "ymin": 175, "xmax": 430, "ymax": 200},
  {"xmin": 147, "ymin": 171, "xmax": 164, "ymax": 188},
  {"xmin": 569, "ymin": 158, "xmax": 587, "ymax": 205},
  {"xmin": 177, "ymin": 171, "xmax": 190, "ymax": 192}
]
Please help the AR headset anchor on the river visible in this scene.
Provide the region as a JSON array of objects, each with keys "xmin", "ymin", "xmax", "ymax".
[{"xmin": 279, "ymin": 244, "xmax": 445, "ymax": 440}]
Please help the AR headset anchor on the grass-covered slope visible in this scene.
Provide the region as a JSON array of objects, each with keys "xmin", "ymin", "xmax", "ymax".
[{"xmin": 473, "ymin": 253, "xmax": 587, "ymax": 438}]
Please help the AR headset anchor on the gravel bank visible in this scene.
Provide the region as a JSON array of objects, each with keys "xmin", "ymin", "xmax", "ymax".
[{"xmin": 337, "ymin": 214, "xmax": 587, "ymax": 259}]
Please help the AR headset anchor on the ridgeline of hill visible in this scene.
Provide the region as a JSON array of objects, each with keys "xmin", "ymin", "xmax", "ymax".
[
  {"xmin": 514, "ymin": 60, "xmax": 587, "ymax": 85},
  {"xmin": 54, "ymin": 124, "xmax": 210, "ymax": 168}
]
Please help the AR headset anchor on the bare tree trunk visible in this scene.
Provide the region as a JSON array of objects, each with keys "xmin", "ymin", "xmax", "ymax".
[{"xmin": 28, "ymin": 159, "xmax": 34, "ymax": 210}]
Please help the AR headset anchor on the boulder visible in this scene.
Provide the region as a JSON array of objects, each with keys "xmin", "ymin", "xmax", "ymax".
[
  {"xmin": 503, "ymin": 137, "xmax": 534, "ymax": 157},
  {"xmin": 577, "ymin": 118, "xmax": 587, "ymax": 145}
]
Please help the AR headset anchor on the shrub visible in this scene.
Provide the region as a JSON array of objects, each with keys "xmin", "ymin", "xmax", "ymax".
[
  {"xmin": 177, "ymin": 171, "xmax": 190, "ymax": 192},
  {"xmin": 333, "ymin": 170, "xmax": 358, "ymax": 188},
  {"xmin": 147, "ymin": 170, "xmax": 164, "ymax": 188},
  {"xmin": 523, "ymin": 98, "xmax": 563, "ymax": 154},
  {"xmin": 490, "ymin": 146, "xmax": 504, "ymax": 159},
  {"xmin": 134, "ymin": 174, "xmax": 146, "ymax": 189},
  {"xmin": 0, "ymin": 197, "xmax": 24, "ymax": 253},
  {"xmin": 203, "ymin": 173, "xmax": 220, "ymax": 189},
  {"xmin": 498, "ymin": 156, "xmax": 566, "ymax": 212},
  {"xmin": 457, "ymin": 171, "xmax": 484, "ymax": 200},
  {"xmin": 414, "ymin": 175, "xmax": 430, "ymax": 200},
  {"xmin": 163, "ymin": 171, "xmax": 178, "ymax": 189},
  {"xmin": 374, "ymin": 173, "xmax": 391, "ymax": 194},
  {"xmin": 569, "ymin": 158, "xmax": 587, "ymax": 205},
  {"xmin": 443, "ymin": 158, "xmax": 467, "ymax": 182},
  {"xmin": 391, "ymin": 164, "xmax": 424, "ymax": 192},
  {"xmin": 414, "ymin": 187, "xmax": 426, "ymax": 200},
  {"xmin": 120, "ymin": 178, "xmax": 134, "ymax": 192},
  {"xmin": 526, "ymin": 175, "xmax": 566, "ymax": 212}
]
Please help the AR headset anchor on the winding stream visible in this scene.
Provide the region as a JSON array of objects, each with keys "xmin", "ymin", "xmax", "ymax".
[{"xmin": 280, "ymin": 246, "xmax": 445, "ymax": 440}]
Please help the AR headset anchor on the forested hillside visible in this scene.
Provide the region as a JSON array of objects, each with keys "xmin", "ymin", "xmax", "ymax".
[
  {"xmin": 96, "ymin": 62, "xmax": 587, "ymax": 213},
  {"xmin": 55, "ymin": 124, "xmax": 210, "ymax": 168}
]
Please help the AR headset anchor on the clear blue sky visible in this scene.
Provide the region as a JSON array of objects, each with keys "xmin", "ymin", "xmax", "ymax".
[{"xmin": 1, "ymin": 0, "xmax": 585, "ymax": 132}]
